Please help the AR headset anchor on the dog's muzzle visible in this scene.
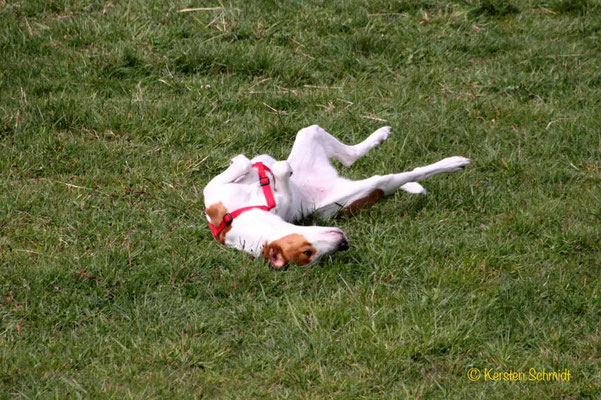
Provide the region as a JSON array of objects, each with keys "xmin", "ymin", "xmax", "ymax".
[{"xmin": 326, "ymin": 229, "xmax": 348, "ymax": 251}]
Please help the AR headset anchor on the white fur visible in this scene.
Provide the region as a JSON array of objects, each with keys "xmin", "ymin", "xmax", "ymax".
[{"xmin": 203, "ymin": 125, "xmax": 470, "ymax": 265}]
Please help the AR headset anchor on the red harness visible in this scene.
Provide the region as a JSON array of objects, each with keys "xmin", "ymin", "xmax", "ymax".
[{"xmin": 208, "ymin": 162, "xmax": 276, "ymax": 241}]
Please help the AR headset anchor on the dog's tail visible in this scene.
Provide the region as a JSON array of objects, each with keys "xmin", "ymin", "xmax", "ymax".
[{"xmin": 400, "ymin": 182, "xmax": 427, "ymax": 195}]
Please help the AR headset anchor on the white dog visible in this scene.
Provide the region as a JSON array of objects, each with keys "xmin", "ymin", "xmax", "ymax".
[{"xmin": 203, "ymin": 125, "xmax": 470, "ymax": 269}]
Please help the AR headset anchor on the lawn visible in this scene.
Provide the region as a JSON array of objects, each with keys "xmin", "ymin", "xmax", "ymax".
[{"xmin": 1, "ymin": 0, "xmax": 600, "ymax": 398}]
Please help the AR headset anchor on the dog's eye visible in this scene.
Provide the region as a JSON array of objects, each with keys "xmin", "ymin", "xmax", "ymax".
[{"xmin": 303, "ymin": 250, "xmax": 313, "ymax": 257}]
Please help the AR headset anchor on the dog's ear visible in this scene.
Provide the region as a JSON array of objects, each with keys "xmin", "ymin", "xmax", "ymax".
[{"xmin": 262, "ymin": 242, "xmax": 287, "ymax": 270}]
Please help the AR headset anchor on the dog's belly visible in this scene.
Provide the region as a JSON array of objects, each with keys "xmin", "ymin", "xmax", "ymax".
[{"xmin": 293, "ymin": 178, "xmax": 333, "ymax": 206}]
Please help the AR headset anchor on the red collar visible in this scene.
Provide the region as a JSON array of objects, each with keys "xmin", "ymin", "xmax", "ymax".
[{"xmin": 208, "ymin": 162, "xmax": 276, "ymax": 241}]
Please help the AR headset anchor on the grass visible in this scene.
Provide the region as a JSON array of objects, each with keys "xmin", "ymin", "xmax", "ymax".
[{"xmin": 1, "ymin": 0, "xmax": 600, "ymax": 398}]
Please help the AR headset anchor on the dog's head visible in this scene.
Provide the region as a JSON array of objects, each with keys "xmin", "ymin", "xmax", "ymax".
[
  {"xmin": 205, "ymin": 200, "xmax": 348, "ymax": 269},
  {"xmin": 261, "ymin": 228, "xmax": 348, "ymax": 270}
]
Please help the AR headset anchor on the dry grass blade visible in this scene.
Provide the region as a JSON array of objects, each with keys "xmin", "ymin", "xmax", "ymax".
[{"xmin": 177, "ymin": 7, "xmax": 223, "ymax": 13}]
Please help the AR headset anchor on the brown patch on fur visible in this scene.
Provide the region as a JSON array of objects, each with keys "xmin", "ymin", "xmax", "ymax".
[
  {"xmin": 261, "ymin": 234, "xmax": 317, "ymax": 270},
  {"xmin": 205, "ymin": 202, "xmax": 232, "ymax": 244},
  {"xmin": 336, "ymin": 189, "xmax": 384, "ymax": 217}
]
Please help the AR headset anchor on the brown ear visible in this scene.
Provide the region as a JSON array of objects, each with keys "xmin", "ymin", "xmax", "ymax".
[
  {"xmin": 262, "ymin": 242, "xmax": 288, "ymax": 270},
  {"xmin": 205, "ymin": 202, "xmax": 231, "ymax": 244}
]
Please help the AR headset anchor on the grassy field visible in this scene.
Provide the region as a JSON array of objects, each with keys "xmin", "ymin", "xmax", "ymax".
[{"xmin": 1, "ymin": 0, "xmax": 600, "ymax": 398}]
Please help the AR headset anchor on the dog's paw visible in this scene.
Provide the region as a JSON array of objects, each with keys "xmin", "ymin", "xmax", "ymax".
[
  {"xmin": 272, "ymin": 160, "xmax": 293, "ymax": 179},
  {"xmin": 369, "ymin": 126, "xmax": 391, "ymax": 146},
  {"xmin": 230, "ymin": 154, "xmax": 252, "ymax": 170},
  {"xmin": 439, "ymin": 156, "xmax": 471, "ymax": 172}
]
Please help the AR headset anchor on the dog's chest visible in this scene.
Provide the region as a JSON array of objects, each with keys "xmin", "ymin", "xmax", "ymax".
[{"xmin": 205, "ymin": 181, "xmax": 291, "ymax": 218}]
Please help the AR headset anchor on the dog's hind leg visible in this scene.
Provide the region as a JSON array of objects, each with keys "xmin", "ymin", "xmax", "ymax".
[
  {"xmin": 314, "ymin": 156, "xmax": 471, "ymax": 219},
  {"xmin": 287, "ymin": 125, "xmax": 428, "ymax": 210},
  {"xmin": 287, "ymin": 125, "xmax": 391, "ymax": 174}
]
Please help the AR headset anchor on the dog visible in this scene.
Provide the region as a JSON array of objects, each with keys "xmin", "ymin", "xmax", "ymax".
[{"xmin": 203, "ymin": 125, "xmax": 470, "ymax": 269}]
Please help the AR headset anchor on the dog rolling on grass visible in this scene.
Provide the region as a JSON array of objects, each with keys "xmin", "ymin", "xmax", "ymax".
[{"xmin": 204, "ymin": 125, "xmax": 470, "ymax": 269}]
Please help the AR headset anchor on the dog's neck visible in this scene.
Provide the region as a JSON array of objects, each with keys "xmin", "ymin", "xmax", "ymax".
[{"xmin": 224, "ymin": 210, "xmax": 305, "ymax": 256}]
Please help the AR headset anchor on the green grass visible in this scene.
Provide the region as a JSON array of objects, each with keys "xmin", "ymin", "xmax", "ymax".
[{"xmin": 1, "ymin": 0, "xmax": 600, "ymax": 398}]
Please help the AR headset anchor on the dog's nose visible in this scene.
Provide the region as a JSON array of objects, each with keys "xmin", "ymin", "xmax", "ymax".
[{"xmin": 324, "ymin": 228, "xmax": 348, "ymax": 251}]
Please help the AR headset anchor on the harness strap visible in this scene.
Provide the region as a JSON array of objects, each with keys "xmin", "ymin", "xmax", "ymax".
[
  {"xmin": 253, "ymin": 162, "xmax": 276, "ymax": 209},
  {"xmin": 208, "ymin": 162, "xmax": 276, "ymax": 241}
]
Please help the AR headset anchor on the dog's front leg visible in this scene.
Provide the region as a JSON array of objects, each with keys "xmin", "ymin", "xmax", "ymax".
[
  {"xmin": 270, "ymin": 161, "xmax": 296, "ymax": 220},
  {"xmin": 207, "ymin": 154, "xmax": 253, "ymax": 186}
]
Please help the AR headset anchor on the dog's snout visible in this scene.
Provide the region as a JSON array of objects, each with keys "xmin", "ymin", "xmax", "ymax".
[{"xmin": 325, "ymin": 229, "xmax": 348, "ymax": 251}]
